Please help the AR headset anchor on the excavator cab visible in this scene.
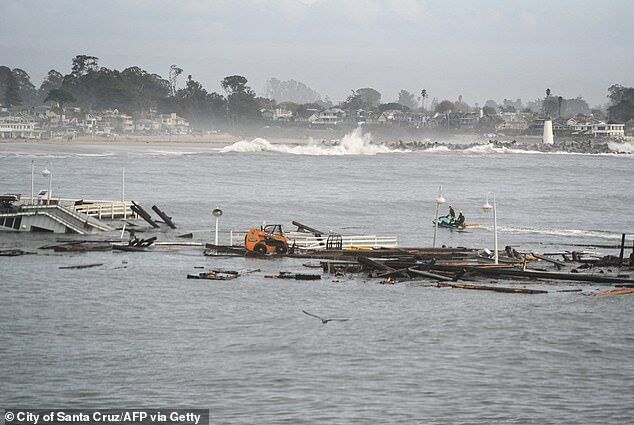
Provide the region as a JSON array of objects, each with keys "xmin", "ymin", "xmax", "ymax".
[{"xmin": 245, "ymin": 224, "xmax": 289, "ymax": 254}]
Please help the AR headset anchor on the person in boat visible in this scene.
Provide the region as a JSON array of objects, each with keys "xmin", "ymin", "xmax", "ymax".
[
  {"xmin": 456, "ymin": 211, "xmax": 465, "ymax": 226},
  {"xmin": 448, "ymin": 205, "xmax": 456, "ymax": 222}
]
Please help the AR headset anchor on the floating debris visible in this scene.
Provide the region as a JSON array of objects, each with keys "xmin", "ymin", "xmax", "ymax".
[
  {"xmin": 59, "ymin": 263, "xmax": 103, "ymax": 270},
  {"xmin": 0, "ymin": 249, "xmax": 35, "ymax": 256},
  {"xmin": 437, "ymin": 282, "xmax": 548, "ymax": 294},
  {"xmin": 265, "ymin": 272, "xmax": 321, "ymax": 280}
]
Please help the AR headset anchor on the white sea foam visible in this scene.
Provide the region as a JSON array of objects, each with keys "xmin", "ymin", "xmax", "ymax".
[
  {"xmin": 498, "ymin": 226, "xmax": 623, "ymax": 240},
  {"xmin": 608, "ymin": 141, "xmax": 634, "ymax": 153},
  {"xmin": 421, "ymin": 145, "xmax": 451, "ymax": 153},
  {"xmin": 462, "ymin": 144, "xmax": 544, "ymax": 155},
  {"xmin": 220, "ymin": 127, "xmax": 404, "ymax": 156}
]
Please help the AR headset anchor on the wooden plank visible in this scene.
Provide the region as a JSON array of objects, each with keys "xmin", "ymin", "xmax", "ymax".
[
  {"xmin": 59, "ymin": 263, "xmax": 103, "ymax": 270},
  {"xmin": 152, "ymin": 205, "xmax": 176, "ymax": 229},
  {"xmin": 437, "ymin": 282, "xmax": 548, "ymax": 294},
  {"xmin": 466, "ymin": 267, "xmax": 634, "ymax": 284},
  {"xmin": 407, "ymin": 268, "xmax": 454, "ymax": 281},
  {"xmin": 130, "ymin": 201, "xmax": 159, "ymax": 228},
  {"xmin": 531, "ymin": 252, "xmax": 567, "ymax": 269}
]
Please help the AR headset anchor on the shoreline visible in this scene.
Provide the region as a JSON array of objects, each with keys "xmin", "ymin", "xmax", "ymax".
[{"xmin": 0, "ymin": 133, "xmax": 315, "ymax": 148}]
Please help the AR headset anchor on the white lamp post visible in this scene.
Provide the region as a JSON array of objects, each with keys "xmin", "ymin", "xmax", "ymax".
[
  {"xmin": 212, "ymin": 208, "xmax": 223, "ymax": 246},
  {"xmin": 30, "ymin": 160, "xmax": 35, "ymax": 205},
  {"xmin": 482, "ymin": 192, "xmax": 498, "ymax": 264},
  {"xmin": 432, "ymin": 185, "xmax": 446, "ymax": 248},
  {"xmin": 41, "ymin": 163, "xmax": 52, "ymax": 205}
]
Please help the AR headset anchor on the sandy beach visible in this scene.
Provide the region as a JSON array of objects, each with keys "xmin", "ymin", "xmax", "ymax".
[{"xmin": 0, "ymin": 132, "xmax": 319, "ymax": 149}]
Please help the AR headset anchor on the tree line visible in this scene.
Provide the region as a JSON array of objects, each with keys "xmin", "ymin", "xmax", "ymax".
[{"xmin": 1, "ymin": 56, "xmax": 633, "ymax": 128}]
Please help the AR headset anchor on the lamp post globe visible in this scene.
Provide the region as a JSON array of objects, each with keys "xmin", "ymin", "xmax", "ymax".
[
  {"xmin": 432, "ymin": 185, "xmax": 446, "ymax": 248},
  {"xmin": 212, "ymin": 208, "xmax": 223, "ymax": 246},
  {"xmin": 42, "ymin": 165, "xmax": 52, "ymax": 204},
  {"xmin": 482, "ymin": 192, "xmax": 498, "ymax": 264}
]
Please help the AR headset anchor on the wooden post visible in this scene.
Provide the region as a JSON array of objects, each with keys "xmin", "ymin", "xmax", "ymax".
[
  {"xmin": 151, "ymin": 205, "xmax": 176, "ymax": 229},
  {"xmin": 130, "ymin": 201, "xmax": 160, "ymax": 228},
  {"xmin": 619, "ymin": 233, "xmax": 626, "ymax": 266}
]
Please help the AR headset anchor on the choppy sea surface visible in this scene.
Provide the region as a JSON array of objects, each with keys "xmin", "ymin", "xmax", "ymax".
[{"xmin": 1, "ymin": 137, "xmax": 633, "ymax": 424}]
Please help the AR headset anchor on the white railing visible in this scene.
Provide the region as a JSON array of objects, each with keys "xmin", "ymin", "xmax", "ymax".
[
  {"xmin": 73, "ymin": 201, "xmax": 136, "ymax": 220},
  {"xmin": 229, "ymin": 231, "xmax": 397, "ymax": 250}
]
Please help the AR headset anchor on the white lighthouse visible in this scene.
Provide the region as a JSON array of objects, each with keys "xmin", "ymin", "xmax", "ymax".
[{"xmin": 543, "ymin": 119, "xmax": 554, "ymax": 144}]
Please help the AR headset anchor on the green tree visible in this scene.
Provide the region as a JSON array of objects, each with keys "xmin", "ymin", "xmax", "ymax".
[
  {"xmin": 436, "ymin": 100, "xmax": 454, "ymax": 113},
  {"xmin": 0, "ymin": 66, "xmax": 22, "ymax": 107},
  {"xmin": 44, "ymin": 88, "xmax": 76, "ymax": 110},
  {"xmin": 39, "ymin": 70, "xmax": 64, "ymax": 99},
  {"xmin": 355, "ymin": 88, "xmax": 381, "ymax": 109},
  {"xmin": 221, "ymin": 75, "xmax": 249, "ymax": 96},
  {"xmin": 607, "ymin": 84, "xmax": 634, "ymax": 123},
  {"xmin": 168, "ymin": 65, "xmax": 183, "ymax": 97},
  {"xmin": 221, "ymin": 75, "xmax": 258, "ymax": 122},
  {"xmin": 71, "ymin": 55, "xmax": 99, "ymax": 77},
  {"xmin": 420, "ymin": 89, "xmax": 428, "ymax": 111},
  {"xmin": 482, "ymin": 105, "xmax": 497, "ymax": 116},
  {"xmin": 379, "ymin": 102, "xmax": 409, "ymax": 112},
  {"xmin": 397, "ymin": 90, "xmax": 418, "ymax": 110}
]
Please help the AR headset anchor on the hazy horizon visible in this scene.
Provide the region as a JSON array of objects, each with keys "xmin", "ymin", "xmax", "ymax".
[{"xmin": 1, "ymin": 0, "xmax": 633, "ymax": 107}]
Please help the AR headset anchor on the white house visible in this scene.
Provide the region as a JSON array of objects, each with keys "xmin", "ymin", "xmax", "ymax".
[
  {"xmin": 160, "ymin": 113, "xmax": 190, "ymax": 134},
  {"xmin": 496, "ymin": 112, "xmax": 529, "ymax": 131},
  {"xmin": 309, "ymin": 108, "xmax": 346, "ymax": 125},
  {"xmin": 0, "ymin": 116, "xmax": 41, "ymax": 139},
  {"xmin": 592, "ymin": 123, "xmax": 625, "ymax": 138}
]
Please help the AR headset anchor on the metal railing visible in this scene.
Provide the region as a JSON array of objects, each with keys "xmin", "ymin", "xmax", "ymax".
[
  {"xmin": 229, "ymin": 231, "xmax": 397, "ymax": 250},
  {"xmin": 73, "ymin": 201, "xmax": 136, "ymax": 220}
]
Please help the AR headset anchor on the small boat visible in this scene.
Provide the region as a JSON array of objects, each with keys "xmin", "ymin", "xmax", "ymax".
[
  {"xmin": 433, "ymin": 215, "xmax": 466, "ymax": 230},
  {"xmin": 433, "ymin": 216, "xmax": 484, "ymax": 231}
]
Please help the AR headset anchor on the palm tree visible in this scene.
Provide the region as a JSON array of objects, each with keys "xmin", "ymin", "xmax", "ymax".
[
  {"xmin": 420, "ymin": 89, "xmax": 428, "ymax": 111},
  {"xmin": 557, "ymin": 96, "xmax": 563, "ymax": 117}
]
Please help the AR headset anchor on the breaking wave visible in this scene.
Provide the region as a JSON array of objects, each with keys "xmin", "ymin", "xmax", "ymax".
[{"xmin": 220, "ymin": 127, "xmax": 404, "ymax": 156}]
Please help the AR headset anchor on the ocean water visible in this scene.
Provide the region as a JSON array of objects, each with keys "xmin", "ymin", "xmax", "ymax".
[{"xmin": 1, "ymin": 137, "xmax": 633, "ymax": 424}]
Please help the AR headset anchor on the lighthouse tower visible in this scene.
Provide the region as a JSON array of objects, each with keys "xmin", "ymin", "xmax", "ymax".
[{"xmin": 543, "ymin": 119, "xmax": 554, "ymax": 144}]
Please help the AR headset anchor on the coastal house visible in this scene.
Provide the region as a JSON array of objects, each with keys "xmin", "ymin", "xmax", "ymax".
[
  {"xmin": 261, "ymin": 108, "xmax": 293, "ymax": 122},
  {"xmin": 495, "ymin": 112, "xmax": 529, "ymax": 132},
  {"xmin": 376, "ymin": 109, "xmax": 404, "ymax": 124},
  {"xmin": 0, "ymin": 115, "xmax": 42, "ymax": 139},
  {"xmin": 592, "ymin": 123, "xmax": 625, "ymax": 138},
  {"xmin": 567, "ymin": 117, "xmax": 624, "ymax": 137},
  {"xmin": 160, "ymin": 113, "xmax": 190, "ymax": 134},
  {"xmin": 134, "ymin": 118, "xmax": 161, "ymax": 133},
  {"xmin": 457, "ymin": 112, "xmax": 480, "ymax": 129},
  {"xmin": 308, "ymin": 108, "xmax": 346, "ymax": 126}
]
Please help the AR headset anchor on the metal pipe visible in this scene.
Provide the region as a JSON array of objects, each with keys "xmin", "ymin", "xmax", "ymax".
[
  {"xmin": 493, "ymin": 193, "xmax": 498, "ymax": 264},
  {"xmin": 433, "ymin": 202, "xmax": 440, "ymax": 248},
  {"xmin": 30, "ymin": 160, "xmax": 34, "ymax": 205},
  {"xmin": 47, "ymin": 162, "xmax": 52, "ymax": 204}
]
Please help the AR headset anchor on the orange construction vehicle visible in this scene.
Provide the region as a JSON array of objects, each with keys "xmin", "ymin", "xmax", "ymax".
[{"xmin": 244, "ymin": 224, "xmax": 289, "ymax": 254}]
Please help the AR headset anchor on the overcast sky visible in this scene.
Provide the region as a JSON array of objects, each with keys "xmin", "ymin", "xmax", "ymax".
[{"xmin": 1, "ymin": 0, "xmax": 632, "ymax": 106}]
